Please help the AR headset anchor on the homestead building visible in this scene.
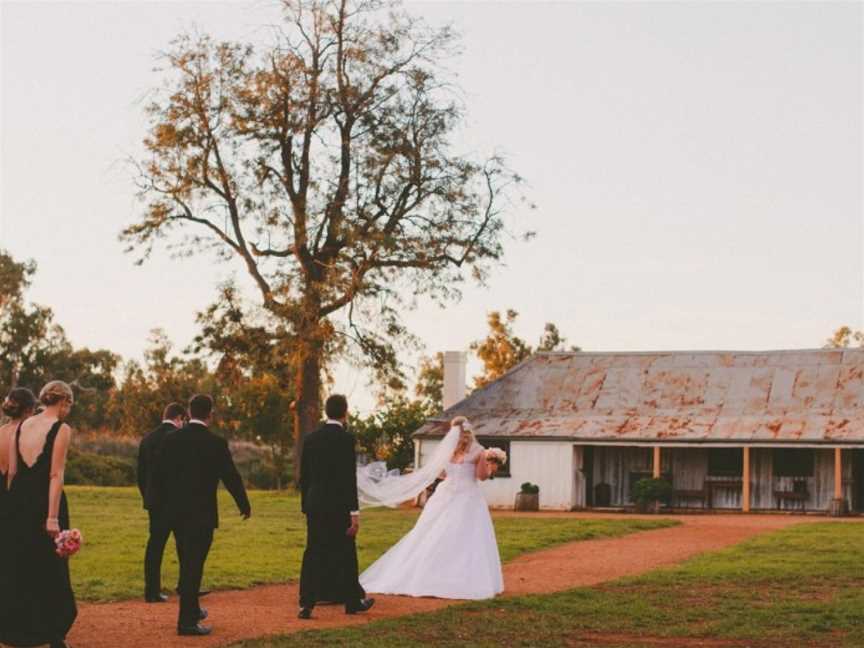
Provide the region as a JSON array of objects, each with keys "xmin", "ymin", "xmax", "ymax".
[{"xmin": 413, "ymin": 349, "xmax": 864, "ymax": 513}]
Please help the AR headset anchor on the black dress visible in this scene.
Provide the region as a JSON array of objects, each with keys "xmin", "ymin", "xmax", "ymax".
[
  {"xmin": 0, "ymin": 449, "xmax": 10, "ymax": 635},
  {"xmin": 0, "ymin": 421, "xmax": 77, "ymax": 647}
]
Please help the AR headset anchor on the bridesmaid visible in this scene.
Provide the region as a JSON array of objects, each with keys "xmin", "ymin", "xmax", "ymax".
[
  {"xmin": 0, "ymin": 388, "xmax": 37, "ymax": 512},
  {"xmin": 2, "ymin": 381, "xmax": 78, "ymax": 648},
  {"xmin": 0, "ymin": 388, "xmax": 38, "ymax": 638}
]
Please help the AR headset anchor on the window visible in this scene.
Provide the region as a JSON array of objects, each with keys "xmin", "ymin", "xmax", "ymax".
[
  {"xmin": 478, "ymin": 438, "xmax": 511, "ymax": 478},
  {"xmin": 708, "ymin": 448, "xmax": 743, "ymax": 477},
  {"xmin": 772, "ymin": 449, "xmax": 814, "ymax": 477}
]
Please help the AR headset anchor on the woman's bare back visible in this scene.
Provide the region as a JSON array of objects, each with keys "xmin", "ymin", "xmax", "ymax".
[{"xmin": 17, "ymin": 415, "xmax": 59, "ymax": 469}]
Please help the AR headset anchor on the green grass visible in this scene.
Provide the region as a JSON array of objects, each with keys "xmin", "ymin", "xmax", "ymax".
[
  {"xmin": 232, "ymin": 521, "xmax": 864, "ymax": 648},
  {"xmin": 66, "ymin": 486, "xmax": 677, "ymax": 602}
]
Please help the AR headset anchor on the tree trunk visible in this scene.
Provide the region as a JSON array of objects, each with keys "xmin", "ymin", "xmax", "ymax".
[{"xmin": 292, "ymin": 339, "xmax": 322, "ymax": 486}]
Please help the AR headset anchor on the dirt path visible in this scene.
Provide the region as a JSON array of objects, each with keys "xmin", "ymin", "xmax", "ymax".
[{"xmin": 65, "ymin": 514, "xmax": 831, "ymax": 648}]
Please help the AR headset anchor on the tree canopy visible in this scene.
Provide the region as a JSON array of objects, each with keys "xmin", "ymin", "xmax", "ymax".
[{"xmin": 121, "ymin": 0, "xmax": 529, "ymax": 478}]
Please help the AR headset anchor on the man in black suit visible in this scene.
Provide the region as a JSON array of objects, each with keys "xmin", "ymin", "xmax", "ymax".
[
  {"xmin": 155, "ymin": 394, "xmax": 251, "ymax": 636},
  {"xmin": 137, "ymin": 402, "xmax": 185, "ymax": 603},
  {"xmin": 298, "ymin": 394, "xmax": 374, "ymax": 619}
]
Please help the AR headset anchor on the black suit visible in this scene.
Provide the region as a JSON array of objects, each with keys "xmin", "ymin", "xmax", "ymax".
[
  {"xmin": 299, "ymin": 421, "xmax": 364, "ymax": 610},
  {"xmin": 155, "ymin": 422, "xmax": 251, "ymax": 628},
  {"xmin": 138, "ymin": 421, "xmax": 179, "ymax": 600}
]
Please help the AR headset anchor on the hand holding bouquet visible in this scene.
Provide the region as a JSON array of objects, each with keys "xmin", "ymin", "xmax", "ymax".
[
  {"xmin": 485, "ymin": 447, "xmax": 507, "ymax": 474},
  {"xmin": 55, "ymin": 529, "xmax": 83, "ymax": 559}
]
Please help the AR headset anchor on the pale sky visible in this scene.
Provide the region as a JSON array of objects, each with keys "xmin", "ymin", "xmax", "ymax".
[{"xmin": 1, "ymin": 1, "xmax": 862, "ymax": 413}]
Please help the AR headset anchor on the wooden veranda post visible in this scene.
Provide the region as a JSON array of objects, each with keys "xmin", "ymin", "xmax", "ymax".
[
  {"xmin": 652, "ymin": 447, "xmax": 661, "ymax": 479},
  {"xmin": 834, "ymin": 447, "xmax": 843, "ymax": 499},
  {"xmin": 742, "ymin": 446, "xmax": 751, "ymax": 513},
  {"xmin": 829, "ymin": 447, "xmax": 846, "ymax": 516}
]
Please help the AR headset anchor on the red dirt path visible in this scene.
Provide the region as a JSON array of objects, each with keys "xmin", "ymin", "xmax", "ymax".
[{"xmin": 62, "ymin": 513, "xmax": 843, "ymax": 648}]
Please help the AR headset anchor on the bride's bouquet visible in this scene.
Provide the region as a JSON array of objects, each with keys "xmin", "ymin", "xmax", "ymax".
[
  {"xmin": 55, "ymin": 529, "xmax": 83, "ymax": 559},
  {"xmin": 486, "ymin": 447, "xmax": 507, "ymax": 468}
]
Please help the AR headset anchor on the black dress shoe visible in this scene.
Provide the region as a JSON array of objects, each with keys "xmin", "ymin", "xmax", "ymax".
[
  {"xmin": 177, "ymin": 623, "xmax": 212, "ymax": 636},
  {"xmin": 198, "ymin": 607, "xmax": 208, "ymax": 621},
  {"xmin": 345, "ymin": 598, "xmax": 375, "ymax": 615},
  {"xmin": 297, "ymin": 607, "xmax": 313, "ymax": 620},
  {"xmin": 145, "ymin": 593, "xmax": 169, "ymax": 603}
]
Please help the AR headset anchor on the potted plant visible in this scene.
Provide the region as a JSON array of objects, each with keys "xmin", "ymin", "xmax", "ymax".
[
  {"xmin": 515, "ymin": 482, "xmax": 540, "ymax": 511},
  {"xmin": 632, "ymin": 477, "xmax": 672, "ymax": 513}
]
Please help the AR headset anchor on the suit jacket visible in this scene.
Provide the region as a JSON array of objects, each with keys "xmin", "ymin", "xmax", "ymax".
[
  {"xmin": 137, "ymin": 421, "xmax": 176, "ymax": 511},
  {"xmin": 300, "ymin": 421, "xmax": 359, "ymax": 515},
  {"xmin": 155, "ymin": 422, "xmax": 251, "ymax": 529}
]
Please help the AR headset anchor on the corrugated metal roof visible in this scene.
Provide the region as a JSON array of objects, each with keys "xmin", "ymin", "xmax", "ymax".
[{"xmin": 413, "ymin": 349, "xmax": 864, "ymax": 445}]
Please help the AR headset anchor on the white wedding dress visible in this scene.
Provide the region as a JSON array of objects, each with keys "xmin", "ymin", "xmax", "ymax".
[{"xmin": 359, "ymin": 445, "xmax": 504, "ymax": 600}]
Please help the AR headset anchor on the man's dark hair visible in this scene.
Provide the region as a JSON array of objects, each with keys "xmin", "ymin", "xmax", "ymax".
[
  {"xmin": 325, "ymin": 394, "xmax": 348, "ymax": 420},
  {"xmin": 162, "ymin": 402, "xmax": 186, "ymax": 421},
  {"xmin": 189, "ymin": 394, "xmax": 214, "ymax": 420}
]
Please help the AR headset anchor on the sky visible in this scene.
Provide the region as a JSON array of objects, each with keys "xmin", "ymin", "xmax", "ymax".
[{"xmin": 1, "ymin": 1, "xmax": 862, "ymax": 414}]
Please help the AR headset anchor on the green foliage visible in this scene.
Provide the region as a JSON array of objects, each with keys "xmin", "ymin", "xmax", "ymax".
[
  {"xmin": 225, "ymin": 373, "xmax": 295, "ymax": 489},
  {"xmin": 65, "ymin": 449, "xmax": 137, "ymax": 487},
  {"xmin": 520, "ymin": 481, "xmax": 540, "ymax": 494},
  {"xmin": 352, "ymin": 396, "xmax": 432, "ymax": 471},
  {"xmin": 471, "ymin": 310, "xmax": 579, "ymax": 389},
  {"xmin": 232, "ymin": 522, "xmax": 864, "ymax": 648},
  {"xmin": 121, "ymin": 3, "xmax": 529, "ymax": 477},
  {"xmin": 65, "ymin": 487, "xmax": 674, "ymax": 602},
  {"xmin": 105, "ymin": 330, "xmax": 216, "ymax": 436},
  {"xmin": 414, "ymin": 352, "xmax": 444, "ymax": 411},
  {"xmin": 73, "ymin": 431, "xmax": 286, "ymax": 490},
  {"xmin": 631, "ymin": 478, "xmax": 673, "ymax": 505},
  {"xmin": 0, "ymin": 250, "xmax": 120, "ymax": 428}
]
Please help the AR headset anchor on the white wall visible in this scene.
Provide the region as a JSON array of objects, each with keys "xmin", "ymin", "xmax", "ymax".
[{"xmin": 417, "ymin": 439, "xmax": 576, "ymax": 510}]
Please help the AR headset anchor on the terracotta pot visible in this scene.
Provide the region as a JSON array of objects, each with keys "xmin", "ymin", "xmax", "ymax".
[{"xmin": 514, "ymin": 492, "xmax": 539, "ymax": 511}]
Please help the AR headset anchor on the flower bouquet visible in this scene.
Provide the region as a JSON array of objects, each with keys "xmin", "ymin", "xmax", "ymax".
[
  {"xmin": 485, "ymin": 448, "xmax": 507, "ymax": 478},
  {"xmin": 486, "ymin": 447, "xmax": 507, "ymax": 466},
  {"xmin": 55, "ymin": 529, "xmax": 83, "ymax": 559}
]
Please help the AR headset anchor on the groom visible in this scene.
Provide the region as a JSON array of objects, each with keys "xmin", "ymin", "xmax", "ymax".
[
  {"xmin": 298, "ymin": 394, "xmax": 374, "ymax": 619},
  {"xmin": 156, "ymin": 394, "xmax": 252, "ymax": 636}
]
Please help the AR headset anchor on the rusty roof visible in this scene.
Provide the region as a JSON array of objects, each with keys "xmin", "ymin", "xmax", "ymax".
[{"xmin": 413, "ymin": 349, "xmax": 864, "ymax": 446}]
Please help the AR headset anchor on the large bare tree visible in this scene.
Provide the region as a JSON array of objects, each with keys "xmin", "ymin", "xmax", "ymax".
[{"xmin": 122, "ymin": 0, "xmax": 527, "ymax": 478}]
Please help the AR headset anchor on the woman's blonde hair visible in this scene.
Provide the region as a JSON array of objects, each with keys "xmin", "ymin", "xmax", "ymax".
[
  {"xmin": 451, "ymin": 415, "xmax": 475, "ymax": 453},
  {"xmin": 39, "ymin": 380, "xmax": 74, "ymax": 407}
]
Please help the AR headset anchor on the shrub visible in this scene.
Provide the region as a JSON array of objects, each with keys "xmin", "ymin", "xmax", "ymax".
[
  {"xmin": 237, "ymin": 458, "xmax": 292, "ymax": 490},
  {"xmin": 520, "ymin": 482, "xmax": 540, "ymax": 495},
  {"xmin": 65, "ymin": 448, "xmax": 137, "ymax": 487},
  {"xmin": 632, "ymin": 478, "xmax": 673, "ymax": 505}
]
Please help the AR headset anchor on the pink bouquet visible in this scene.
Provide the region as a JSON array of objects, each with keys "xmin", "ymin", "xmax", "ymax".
[{"xmin": 55, "ymin": 529, "xmax": 83, "ymax": 558}]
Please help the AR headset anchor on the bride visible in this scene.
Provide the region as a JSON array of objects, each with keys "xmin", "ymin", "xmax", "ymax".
[{"xmin": 356, "ymin": 416, "xmax": 504, "ymax": 600}]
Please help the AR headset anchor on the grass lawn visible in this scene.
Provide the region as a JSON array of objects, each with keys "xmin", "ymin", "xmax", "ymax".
[
  {"xmin": 66, "ymin": 486, "xmax": 677, "ymax": 602},
  {"xmin": 232, "ymin": 521, "xmax": 864, "ymax": 648}
]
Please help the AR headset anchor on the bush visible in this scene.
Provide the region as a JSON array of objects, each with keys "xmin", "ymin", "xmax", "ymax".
[
  {"xmin": 65, "ymin": 448, "xmax": 137, "ymax": 487},
  {"xmin": 520, "ymin": 482, "xmax": 540, "ymax": 495},
  {"xmin": 66, "ymin": 433, "xmax": 289, "ymax": 490},
  {"xmin": 632, "ymin": 478, "xmax": 673, "ymax": 505},
  {"xmin": 74, "ymin": 432, "xmax": 139, "ymax": 460},
  {"xmin": 236, "ymin": 458, "xmax": 292, "ymax": 490}
]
